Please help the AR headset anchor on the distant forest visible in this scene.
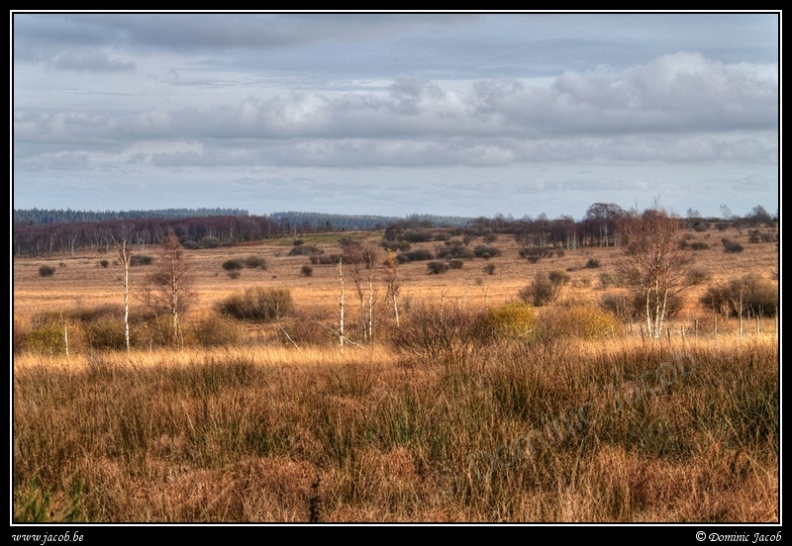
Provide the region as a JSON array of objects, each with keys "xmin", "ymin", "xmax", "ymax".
[{"xmin": 12, "ymin": 204, "xmax": 775, "ymax": 258}]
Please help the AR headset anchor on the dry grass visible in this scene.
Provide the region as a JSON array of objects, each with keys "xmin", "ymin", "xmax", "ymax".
[{"xmin": 12, "ymin": 226, "xmax": 779, "ymax": 522}]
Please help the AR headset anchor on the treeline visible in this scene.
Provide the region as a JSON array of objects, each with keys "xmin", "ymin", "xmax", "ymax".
[
  {"xmin": 13, "ymin": 207, "xmax": 249, "ymax": 225},
  {"xmin": 12, "ymin": 203, "xmax": 776, "ymax": 258},
  {"xmin": 13, "ymin": 216, "xmax": 279, "ymax": 257},
  {"xmin": 269, "ymin": 211, "xmax": 473, "ymax": 232}
]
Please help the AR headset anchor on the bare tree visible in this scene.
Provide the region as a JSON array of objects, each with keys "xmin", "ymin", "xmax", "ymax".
[
  {"xmin": 383, "ymin": 249, "xmax": 402, "ymax": 329},
  {"xmin": 111, "ymin": 236, "xmax": 133, "ymax": 353},
  {"xmin": 146, "ymin": 231, "xmax": 196, "ymax": 348},
  {"xmin": 615, "ymin": 209, "xmax": 696, "ymax": 339}
]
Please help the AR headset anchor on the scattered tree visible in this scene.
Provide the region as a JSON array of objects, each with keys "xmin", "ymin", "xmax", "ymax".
[{"xmin": 614, "ymin": 209, "xmax": 696, "ymax": 339}]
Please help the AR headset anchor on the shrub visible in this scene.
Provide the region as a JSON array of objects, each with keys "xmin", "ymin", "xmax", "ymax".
[
  {"xmin": 700, "ymin": 275, "xmax": 778, "ymax": 318},
  {"xmin": 598, "ymin": 272, "xmax": 620, "ymax": 289},
  {"xmin": 391, "ymin": 304, "xmax": 479, "ymax": 364},
  {"xmin": 519, "ymin": 272, "xmax": 565, "ymax": 307},
  {"xmin": 188, "ymin": 314, "xmax": 244, "ymax": 348},
  {"xmin": 690, "ymin": 242, "xmax": 710, "ymax": 251},
  {"xmin": 585, "ymin": 258, "xmax": 601, "ymax": 269},
  {"xmin": 427, "ymin": 261, "xmax": 450, "ymax": 274},
  {"xmin": 484, "ymin": 232, "xmax": 498, "ymax": 243},
  {"xmin": 289, "ymin": 245, "xmax": 323, "ymax": 256},
  {"xmin": 548, "ymin": 270, "xmax": 570, "ymax": 287},
  {"xmin": 216, "ymin": 288, "xmax": 293, "ymax": 322},
  {"xmin": 533, "ymin": 305, "xmax": 620, "ymax": 342},
  {"xmin": 474, "ymin": 245, "xmax": 501, "ymax": 259},
  {"xmin": 483, "ymin": 263, "xmax": 496, "ymax": 275},
  {"xmin": 227, "ymin": 270, "xmax": 241, "ymax": 279},
  {"xmin": 471, "ymin": 303, "xmax": 536, "ymax": 342},
  {"xmin": 397, "ymin": 249, "xmax": 434, "ymax": 263},
  {"xmin": 222, "ymin": 259, "xmax": 244, "ymax": 271},
  {"xmin": 24, "ymin": 317, "xmax": 65, "ymax": 354},
  {"xmin": 278, "ymin": 311, "xmax": 335, "ymax": 346},
  {"xmin": 243, "ymin": 255, "xmax": 268, "ymax": 269},
  {"xmin": 519, "ymin": 247, "xmax": 552, "ymax": 263},
  {"xmin": 599, "ymin": 293, "xmax": 632, "ymax": 322},
  {"xmin": 721, "ymin": 238, "xmax": 744, "ymax": 253},
  {"xmin": 402, "ymin": 230, "xmax": 433, "ymax": 243},
  {"xmin": 181, "ymin": 240, "xmax": 200, "ymax": 250},
  {"xmin": 98, "ymin": 259, "xmax": 110, "ymax": 268},
  {"xmin": 448, "ymin": 259, "xmax": 464, "ymax": 270},
  {"xmin": 687, "ymin": 268, "xmax": 711, "ymax": 286},
  {"xmin": 38, "ymin": 265, "xmax": 56, "ymax": 277},
  {"xmin": 129, "ymin": 255, "xmax": 153, "ymax": 266},
  {"xmin": 310, "ymin": 254, "xmax": 342, "ymax": 265},
  {"xmin": 300, "ymin": 265, "xmax": 314, "ymax": 277}
]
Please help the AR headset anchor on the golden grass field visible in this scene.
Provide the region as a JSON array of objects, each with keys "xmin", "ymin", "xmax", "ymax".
[{"xmin": 12, "ymin": 226, "xmax": 779, "ymax": 522}]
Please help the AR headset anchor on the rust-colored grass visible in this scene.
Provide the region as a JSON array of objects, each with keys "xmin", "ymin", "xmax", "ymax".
[{"xmin": 12, "ymin": 227, "xmax": 779, "ymax": 522}]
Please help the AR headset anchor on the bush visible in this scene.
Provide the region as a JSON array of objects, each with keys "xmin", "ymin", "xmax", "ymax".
[
  {"xmin": 519, "ymin": 247, "xmax": 552, "ymax": 263},
  {"xmin": 483, "ymin": 263, "xmax": 496, "ymax": 275},
  {"xmin": 38, "ymin": 265, "xmax": 56, "ymax": 277},
  {"xmin": 402, "ymin": 230, "xmax": 433, "ymax": 243},
  {"xmin": 690, "ymin": 242, "xmax": 710, "ymax": 251},
  {"xmin": 227, "ymin": 270, "xmax": 241, "ymax": 279},
  {"xmin": 300, "ymin": 265, "xmax": 314, "ymax": 277},
  {"xmin": 216, "ymin": 288, "xmax": 293, "ymax": 322},
  {"xmin": 243, "ymin": 255, "xmax": 268, "ymax": 269},
  {"xmin": 181, "ymin": 240, "xmax": 200, "ymax": 250},
  {"xmin": 598, "ymin": 272, "xmax": 620, "ymax": 289},
  {"xmin": 599, "ymin": 293, "xmax": 632, "ymax": 322},
  {"xmin": 98, "ymin": 259, "xmax": 110, "ymax": 268},
  {"xmin": 397, "ymin": 249, "xmax": 434, "ymax": 263},
  {"xmin": 129, "ymin": 255, "xmax": 153, "ymax": 266},
  {"xmin": 310, "ymin": 254, "xmax": 342, "ymax": 265},
  {"xmin": 533, "ymin": 305, "xmax": 620, "ymax": 342},
  {"xmin": 391, "ymin": 304, "xmax": 479, "ymax": 364},
  {"xmin": 721, "ymin": 238, "xmax": 744, "ymax": 253},
  {"xmin": 289, "ymin": 245, "xmax": 323, "ymax": 256},
  {"xmin": 518, "ymin": 272, "xmax": 565, "ymax": 307},
  {"xmin": 427, "ymin": 261, "xmax": 450, "ymax": 274},
  {"xmin": 448, "ymin": 259, "xmax": 464, "ymax": 270},
  {"xmin": 471, "ymin": 303, "xmax": 536, "ymax": 342},
  {"xmin": 24, "ymin": 317, "xmax": 65, "ymax": 354},
  {"xmin": 188, "ymin": 314, "xmax": 244, "ymax": 348},
  {"xmin": 278, "ymin": 311, "xmax": 335, "ymax": 347},
  {"xmin": 701, "ymin": 275, "xmax": 778, "ymax": 318},
  {"xmin": 473, "ymin": 245, "xmax": 501, "ymax": 259},
  {"xmin": 585, "ymin": 258, "xmax": 601, "ymax": 269},
  {"xmin": 548, "ymin": 270, "xmax": 570, "ymax": 286},
  {"xmin": 222, "ymin": 259, "xmax": 244, "ymax": 271}
]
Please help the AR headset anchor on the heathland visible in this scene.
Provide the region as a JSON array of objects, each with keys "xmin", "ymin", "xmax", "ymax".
[{"xmin": 12, "ymin": 217, "xmax": 779, "ymax": 522}]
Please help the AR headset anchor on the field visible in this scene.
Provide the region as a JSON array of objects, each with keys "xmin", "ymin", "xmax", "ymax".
[{"xmin": 12, "ymin": 226, "xmax": 779, "ymax": 522}]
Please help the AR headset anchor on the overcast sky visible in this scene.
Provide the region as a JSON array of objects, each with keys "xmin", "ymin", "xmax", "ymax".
[{"xmin": 12, "ymin": 12, "xmax": 779, "ymax": 219}]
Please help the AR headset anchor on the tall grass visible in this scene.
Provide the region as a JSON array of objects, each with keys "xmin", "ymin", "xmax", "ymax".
[{"xmin": 13, "ymin": 335, "xmax": 777, "ymax": 522}]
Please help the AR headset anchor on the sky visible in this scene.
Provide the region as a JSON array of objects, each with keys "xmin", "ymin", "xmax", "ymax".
[{"xmin": 12, "ymin": 11, "xmax": 780, "ymax": 220}]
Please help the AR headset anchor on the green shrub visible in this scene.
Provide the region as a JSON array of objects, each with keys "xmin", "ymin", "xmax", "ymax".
[
  {"xmin": 471, "ymin": 303, "xmax": 536, "ymax": 342},
  {"xmin": 533, "ymin": 305, "xmax": 620, "ymax": 342},
  {"xmin": 243, "ymin": 255, "xmax": 268, "ymax": 269},
  {"xmin": 216, "ymin": 288, "xmax": 294, "ymax": 322},
  {"xmin": 222, "ymin": 259, "xmax": 244, "ymax": 271},
  {"xmin": 38, "ymin": 265, "xmax": 56, "ymax": 277},
  {"xmin": 427, "ymin": 261, "xmax": 450, "ymax": 274},
  {"xmin": 24, "ymin": 318, "xmax": 65, "ymax": 354}
]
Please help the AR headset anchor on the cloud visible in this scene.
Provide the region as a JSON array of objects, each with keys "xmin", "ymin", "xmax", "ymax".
[{"xmin": 49, "ymin": 51, "xmax": 136, "ymax": 72}]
